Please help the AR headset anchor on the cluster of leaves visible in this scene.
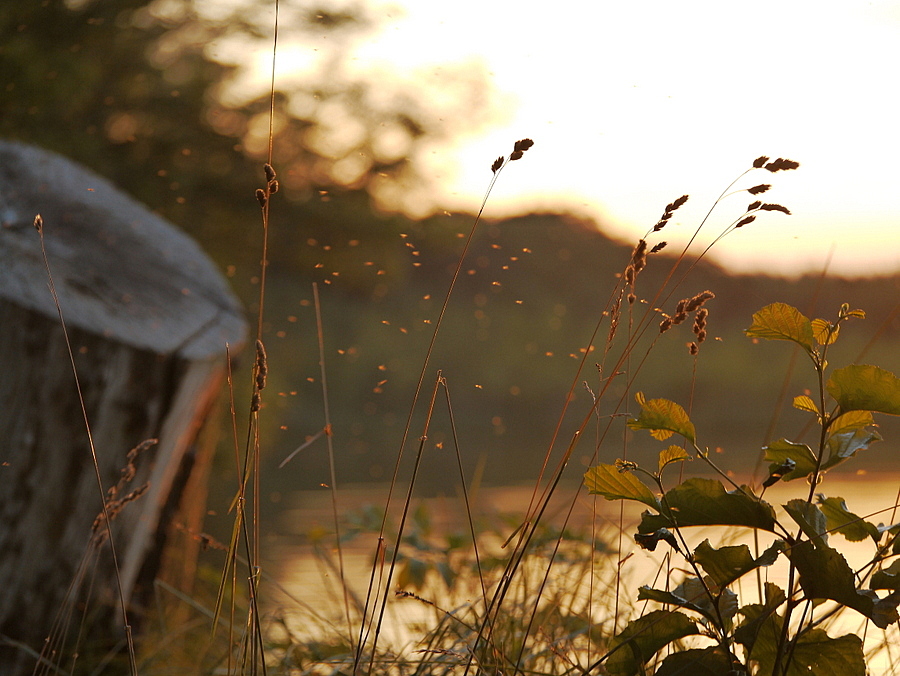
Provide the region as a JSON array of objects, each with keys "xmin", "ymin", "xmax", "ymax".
[{"xmin": 584, "ymin": 302, "xmax": 900, "ymax": 675}]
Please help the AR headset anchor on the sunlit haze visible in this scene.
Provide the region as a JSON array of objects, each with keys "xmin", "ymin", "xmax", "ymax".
[{"xmin": 218, "ymin": 0, "xmax": 900, "ymax": 277}]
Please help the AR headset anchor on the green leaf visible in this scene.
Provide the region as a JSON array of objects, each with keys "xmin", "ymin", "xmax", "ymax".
[
  {"xmin": 638, "ymin": 478, "xmax": 777, "ymax": 534},
  {"xmin": 734, "ymin": 582, "xmax": 785, "ymax": 653},
  {"xmin": 783, "ymin": 499, "xmax": 828, "ymax": 545},
  {"xmin": 763, "ymin": 458, "xmax": 796, "ymax": 488},
  {"xmin": 637, "ymin": 585, "xmax": 710, "ymax": 621},
  {"xmin": 658, "ymin": 445, "xmax": 690, "ymax": 473},
  {"xmin": 661, "ymin": 576, "xmax": 739, "ymax": 627},
  {"xmin": 605, "ymin": 610, "xmax": 700, "ymax": 676},
  {"xmin": 792, "ymin": 394, "xmax": 819, "ymax": 415},
  {"xmin": 811, "ymin": 317, "xmax": 839, "ymax": 345},
  {"xmin": 816, "ymin": 495, "xmax": 880, "ymax": 543},
  {"xmin": 627, "ymin": 393, "xmax": 696, "ymax": 443},
  {"xmin": 762, "ymin": 439, "xmax": 817, "ymax": 481},
  {"xmin": 653, "ymin": 647, "xmax": 738, "ymax": 676},
  {"xmin": 790, "ymin": 540, "xmax": 900, "ymax": 629},
  {"xmin": 745, "ymin": 302, "xmax": 814, "ymax": 353},
  {"xmin": 821, "ymin": 427, "xmax": 881, "ymax": 472},
  {"xmin": 634, "ymin": 529, "xmax": 680, "ymax": 553},
  {"xmin": 694, "ymin": 539, "xmax": 785, "ymax": 589},
  {"xmin": 872, "ymin": 559, "xmax": 900, "ymax": 590},
  {"xmin": 826, "ymin": 364, "xmax": 900, "ymax": 416},
  {"xmin": 739, "ymin": 607, "xmax": 866, "ymax": 676},
  {"xmin": 584, "ymin": 464, "xmax": 660, "ymax": 510},
  {"xmin": 828, "ymin": 410, "xmax": 874, "ymax": 435}
]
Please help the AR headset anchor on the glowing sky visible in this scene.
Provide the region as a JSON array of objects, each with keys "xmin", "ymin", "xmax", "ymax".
[{"xmin": 240, "ymin": 0, "xmax": 900, "ymax": 276}]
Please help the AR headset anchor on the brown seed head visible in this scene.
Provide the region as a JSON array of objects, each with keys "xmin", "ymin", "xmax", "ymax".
[
  {"xmin": 624, "ymin": 264, "xmax": 636, "ymax": 287},
  {"xmin": 510, "ymin": 150, "xmax": 524, "ymax": 161},
  {"xmin": 608, "ymin": 295, "xmax": 622, "ymax": 344},
  {"xmin": 255, "ymin": 339, "xmax": 268, "ymax": 391},
  {"xmin": 255, "ymin": 189, "xmax": 267, "ymax": 208},
  {"xmin": 748, "ymin": 200, "xmax": 762, "ymax": 211},
  {"xmin": 659, "ymin": 317, "xmax": 673, "ymax": 333},
  {"xmin": 735, "ymin": 215, "xmax": 756, "ymax": 228},
  {"xmin": 631, "ymin": 239, "xmax": 648, "ymax": 273},
  {"xmin": 650, "ymin": 241, "xmax": 667, "ymax": 253},
  {"xmin": 753, "ymin": 156, "xmax": 770, "ymax": 168},
  {"xmin": 627, "ymin": 292, "xmax": 636, "ymax": 305},
  {"xmin": 685, "ymin": 290, "xmax": 715, "ymax": 312},
  {"xmin": 654, "ymin": 195, "xmax": 689, "ymax": 231},
  {"xmin": 513, "ymin": 138, "xmax": 535, "ymax": 153},
  {"xmin": 672, "ymin": 299, "xmax": 688, "ymax": 325},
  {"xmin": 33, "ymin": 214, "xmax": 43, "ymax": 233},
  {"xmin": 748, "ymin": 184, "xmax": 771, "ymax": 195},
  {"xmin": 269, "ymin": 179, "xmax": 279, "ymax": 194},
  {"xmin": 264, "ymin": 163, "xmax": 277, "ymax": 182},
  {"xmin": 760, "ymin": 203, "xmax": 791, "ymax": 215},
  {"xmin": 693, "ymin": 308, "xmax": 708, "ymax": 336},
  {"xmin": 764, "ymin": 158, "xmax": 800, "ymax": 172},
  {"xmin": 491, "ymin": 156, "xmax": 504, "ymax": 173},
  {"xmin": 688, "ymin": 342, "xmax": 699, "ymax": 356}
]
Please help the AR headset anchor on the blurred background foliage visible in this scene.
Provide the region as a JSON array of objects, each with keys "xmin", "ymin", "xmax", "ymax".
[{"xmin": 2, "ymin": 0, "xmax": 899, "ymax": 516}]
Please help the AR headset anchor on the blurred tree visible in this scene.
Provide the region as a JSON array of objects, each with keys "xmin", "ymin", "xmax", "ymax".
[{"xmin": 0, "ymin": 0, "xmax": 499, "ymax": 282}]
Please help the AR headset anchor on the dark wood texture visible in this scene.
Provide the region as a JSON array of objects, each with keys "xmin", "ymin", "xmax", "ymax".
[{"xmin": 0, "ymin": 140, "xmax": 246, "ymax": 671}]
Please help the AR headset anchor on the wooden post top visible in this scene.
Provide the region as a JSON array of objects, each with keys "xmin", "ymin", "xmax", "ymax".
[{"xmin": 0, "ymin": 140, "xmax": 247, "ymax": 360}]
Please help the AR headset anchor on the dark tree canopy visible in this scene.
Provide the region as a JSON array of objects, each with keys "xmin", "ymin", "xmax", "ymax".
[{"xmin": 0, "ymin": 1, "xmax": 499, "ymax": 274}]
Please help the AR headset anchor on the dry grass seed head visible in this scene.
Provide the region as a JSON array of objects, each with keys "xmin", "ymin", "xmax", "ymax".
[
  {"xmin": 760, "ymin": 203, "xmax": 791, "ymax": 215},
  {"xmin": 693, "ymin": 308, "xmax": 708, "ymax": 336},
  {"xmin": 608, "ymin": 294, "xmax": 622, "ymax": 343},
  {"xmin": 255, "ymin": 188, "xmax": 267, "ymax": 208},
  {"xmin": 513, "ymin": 138, "xmax": 535, "ymax": 153},
  {"xmin": 688, "ymin": 341, "xmax": 699, "ymax": 355},
  {"xmin": 509, "ymin": 138, "xmax": 534, "ymax": 162},
  {"xmin": 93, "ymin": 484, "xmax": 150, "ymax": 537},
  {"xmin": 685, "ymin": 290, "xmax": 715, "ymax": 313},
  {"xmin": 672, "ymin": 299, "xmax": 689, "ymax": 326},
  {"xmin": 748, "ymin": 184, "xmax": 771, "ymax": 195},
  {"xmin": 764, "ymin": 158, "xmax": 800, "ymax": 172},
  {"xmin": 264, "ymin": 163, "xmax": 276, "ymax": 182},
  {"xmin": 736, "ymin": 215, "xmax": 755, "ymax": 228},
  {"xmin": 107, "ymin": 438, "xmax": 157, "ymax": 501},
  {"xmin": 631, "ymin": 239, "xmax": 648, "ymax": 273},
  {"xmin": 491, "ymin": 156, "xmax": 504, "ymax": 173},
  {"xmin": 753, "ymin": 155, "xmax": 769, "ymax": 168},
  {"xmin": 255, "ymin": 339, "xmax": 268, "ymax": 391},
  {"xmin": 650, "ymin": 241, "xmax": 667, "ymax": 253},
  {"xmin": 653, "ymin": 195, "xmax": 689, "ymax": 231}
]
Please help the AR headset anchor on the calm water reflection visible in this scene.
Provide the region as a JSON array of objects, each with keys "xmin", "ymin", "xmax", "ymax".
[{"xmin": 265, "ymin": 473, "xmax": 900, "ymax": 669}]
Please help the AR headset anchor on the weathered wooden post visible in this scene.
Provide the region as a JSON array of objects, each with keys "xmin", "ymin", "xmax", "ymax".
[{"xmin": 0, "ymin": 140, "xmax": 247, "ymax": 671}]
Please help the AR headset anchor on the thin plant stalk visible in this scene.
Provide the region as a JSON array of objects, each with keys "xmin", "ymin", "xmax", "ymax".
[
  {"xmin": 312, "ymin": 282, "xmax": 354, "ymax": 650},
  {"xmin": 33, "ymin": 215, "xmax": 137, "ymax": 675}
]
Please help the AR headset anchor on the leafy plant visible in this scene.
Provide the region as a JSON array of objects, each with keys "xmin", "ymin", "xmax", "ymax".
[{"xmin": 585, "ymin": 302, "xmax": 900, "ymax": 675}]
